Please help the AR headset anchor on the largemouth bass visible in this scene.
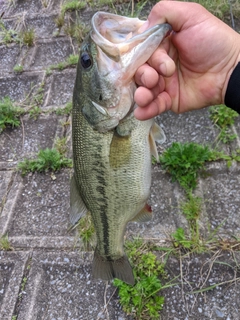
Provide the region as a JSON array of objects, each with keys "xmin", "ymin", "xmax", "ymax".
[{"xmin": 71, "ymin": 11, "xmax": 171, "ymax": 285}]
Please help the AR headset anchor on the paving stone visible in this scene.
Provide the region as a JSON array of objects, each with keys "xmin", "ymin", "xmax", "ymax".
[
  {"xmin": 27, "ymin": 38, "xmax": 74, "ymax": 70},
  {"xmin": 44, "ymin": 69, "xmax": 76, "ymax": 107},
  {"xmin": 17, "ymin": 251, "xmax": 130, "ymax": 320},
  {"xmin": 0, "ymin": 72, "xmax": 44, "ymax": 101},
  {"xmin": 0, "ymin": 114, "xmax": 64, "ymax": 162},
  {"xmin": 3, "ymin": 170, "xmax": 74, "ymax": 248},
  {"xmin": 25, "ymin": 14, "xmax": 59, "ymax": 38},
  {"xmin": 0, "ymin": 44, "xmax": 21, "ymax": 76},
  {"xmin": 157, "ymin": 108, "xmax": 218, "ymax": 148},
  {"xmin": 6, "ymin": 0, "xmax": 45, "ymax": 15},
  {"xmin": 160, "ymin": 253, "xmax": 240, "ymax": 319},
  {"xmin": 0, "ymin": 171, "xmax": 13, "ymax": 206},
  {"xmin": 202, "ymin": 162, "xmax": 240, "ymax": 237},
  {"xmin": 0, "ymin": 251, "xmax": 30, "ymax": 320}
]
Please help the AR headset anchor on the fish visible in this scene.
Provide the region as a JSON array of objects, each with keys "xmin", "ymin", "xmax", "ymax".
[{"xmin": 71, "ymin": 11, "xmax": 172, "ymax": 285}]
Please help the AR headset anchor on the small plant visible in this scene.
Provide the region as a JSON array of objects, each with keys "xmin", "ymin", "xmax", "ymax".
[
  {"xmin": 54, "ymin": 14, "xmax": 65, "ymax": 29},
  {"xmin": 61, "ymin": 0, "xmax": 87, "ymax": 15},
  {"xmin": 77, "ymin": 212, "xmax": 95, "ymax": 249},
  {"xmin": 0, "ymin": 97, "xmax": 24, "ymax": 133},
  {"xmin": 113, "ymin": 238, "xmax": 169, "ymax": 320},
  {"xmin": 55, "ymin": 102, "xmax": 72, "ymax": 115},
  {"xmin": 54, "ymin": 137, "xmax": 68, "ymax": 156},
  {"xmin": 172, "ymin": 228, "xmax": 192, "ymax": 250},
  {"xmin": 209, "ymin": 104, "xmax": 239, "ymax": 143},
  {"xmin": 159, "ymin": 142, "xmax": 212, "ymax": 192},
  {"xmin": 0, "ymin": 21, "xmax": 20, "ymax": 44},
  {"xmin": 46, "ymin": 54, "xmax": 79, "ymax": 74},
  {"xmin": 21, "ymin": 28, "xmax": 35, "ymax": 46},
  {"xmin": 0, "ymin": 234, "xmax": 13, "ymax": 251},
  {"xmin": 17, "ymin": 148, "xmax": 72, "ymax": 175},
  {"xmin": 13, "ymin": 64, "xmax": 24, "ymax": 73}
]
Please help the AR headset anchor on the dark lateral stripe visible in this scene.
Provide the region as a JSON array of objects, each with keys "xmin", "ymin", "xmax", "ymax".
[{"xmin": 95, "ymin": 175, "xmax": 110, "ymax": 257}]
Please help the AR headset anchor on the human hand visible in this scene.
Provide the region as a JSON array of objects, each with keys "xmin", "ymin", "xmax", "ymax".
[{"xmin": 134, "ymin": 1, "xmax": 240, "ymax": 120}]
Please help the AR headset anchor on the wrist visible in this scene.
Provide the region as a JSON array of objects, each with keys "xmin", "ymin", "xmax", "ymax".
[{"xmin": 224, "ymin": 52, "xmax": 240, "ymax": 114}]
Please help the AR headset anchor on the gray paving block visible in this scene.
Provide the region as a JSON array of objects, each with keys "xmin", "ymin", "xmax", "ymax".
[
  {"xmin": 202, "ymin": 162, "xmax": 240, "ymax": 237},
  {"xmin": 0, "ymin": 114, "xmax": 64, "ymax": 162},
  {"xmin": 157, "ymin": 108, "xmax": 217, "ymax": 148},
  {"xmin": 6, "ymin": 0, "xmax": 44, "ymax": 15},
  {"xmin": 25, "ymin": 14, "xmax": 59, "ymax": 38},
  {"xmin": 2, "ymin": 170, "xmax": 74, "ymax": 248},
  {"xmin": 27, "ymin": 38, "xmax": 74, "ymax": 70},
  {"xmin": 0, "ymin": 171, "xmax": 13, "ymax": 207},
  {"xmin": 0, "ymin": 44, "xmax": 21, "ymax": 76},
  {"xmin": 0, "ymin": 72, "xmax": 44, "ymax": 101},
  {"xmin": 161, "ymin": 253, "xmax": 240, "ymax": 319},
  {"xmin": 44, "ymin": 69, "xmax": 76, "ymax": 107},
  {"xmin": 17, "ymin": 251, "xmax": 129, "ymax": 320},
  {"xmin": 0, "ymin": 251, "xmax": 30, "ymax": 320}
]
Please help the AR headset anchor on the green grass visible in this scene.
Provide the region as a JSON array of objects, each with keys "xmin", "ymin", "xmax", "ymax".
[
  {"xmin": 0, "ymin": 97, "xmax": 24, "ymax": 133},
  {"xmin": 20, "ymin": 28, "xmax": 35, "ymax": 46},
  {"xmin": 13, "ymin": 64, "xmax": 24, "ymax": 73},
  {"xmin": 17, "ymin": 148, "xmax": 73, "ymax": 176},
  {"xmin": 159, "ymin": 142, "xmax": 212, "ymax": 193},
  {"xmin": 61, "ymin": 0, "xmax": 87, "ymax": 15},
  {"xmin": 46, "ymin": 54, "xmax": 79, "ymax": 74},
  {"xmin": 113, "ymin": 238, "xmax": 169, "ymax": 320},
  {"xmin": 209, "ymin": 104, "xmax": 239, "ymax": 143},
  {"xmin": 0, "ymin": 234, "xmax": 13, "ymax": 251}
]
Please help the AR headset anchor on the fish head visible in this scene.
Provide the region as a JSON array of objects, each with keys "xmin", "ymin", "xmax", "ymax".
[{"xmin": 76, "ymin": 12, "xmax": 172, "ymax": 133}]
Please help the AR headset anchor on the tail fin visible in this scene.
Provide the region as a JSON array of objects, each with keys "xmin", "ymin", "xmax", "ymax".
[{"xmin": 92, "ymin": 250, "xmax": 134, "ymax": 285}]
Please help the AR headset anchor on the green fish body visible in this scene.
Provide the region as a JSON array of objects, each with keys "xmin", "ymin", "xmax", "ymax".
[{"xmin": 71, "ymin": 12, "xmax": 171, "ymax": 285}]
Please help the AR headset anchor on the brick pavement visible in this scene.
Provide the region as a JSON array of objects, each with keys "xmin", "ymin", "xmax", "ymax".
[{"xmin": 0, "ymin": 1, "xmax": 240, "ymax": 319}]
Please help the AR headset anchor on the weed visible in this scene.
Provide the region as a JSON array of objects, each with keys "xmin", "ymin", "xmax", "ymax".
[
  {"xmin": 55, "ymin": 102, "xmax": 72, "ymax": 115},
  {"xmin": 0, "ymin": 97, "xmax": 23, "ymax": 133},
  {"xmin": 20, "ymin": 28, "xmax": 35, "ymax": 46},
  {"xmin": 61, "ymin": 0, "xmax": 87, "ymax": 15},
  {"xmin": 17, "ymin": 148, "xmax": 73, "ymax": 175},
  {"xmin": 54, "ymin": 137, "xmax": 68, "ymax": 156},
  {"xmin": 0, "ymin": 20, "xmax": 20, "ymax": 44},
  {"xmin": 190, "ymin": 0, "xmax": 229, "ymax": 18},
  {"xmin": 113, "ymin": 238, "xmax": 169, "ymax": 320},
  {"xmin": 47, "ymin": 54, "xmax": 79, "ymax": 73},
  {"xmin": 0, "ymin": 234, "xmax": 13, "ymax": 251},
  {"xmin": 172, "ymin": 228, "xmax": 192, "ymax": 250},
  {"xmin": 11, "ymin": 316, "xmax": 17, "ymax": 320},
  {"xmin": 77, "ymin": 212, "xmax": 95, "ymax": 249},
  {"xmin": 209, "ymin": 104, "xmax": 239, "ymax": 143},
  {"xmin": 159, "ymin": 142, "xmax": 212, "ymax": 192},
  {"xmin": 13, "ymin": 64, "xmax": 24, "ymax": 73},
  {"xmin": 54, "ymin": 14, "xmax": 65, "ymax": 29}
]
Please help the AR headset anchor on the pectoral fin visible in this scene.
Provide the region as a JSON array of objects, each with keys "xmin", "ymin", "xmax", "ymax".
[
  {"xmin": 70, "ymin": 175, "xmax": 88, "ymax": 225},
  {"xmin": 131, "ymin": 204, "xmax": 153, "ymax": 223},
  {"xmin": 149, "ymin": 122, "xmax": 166, "ymax": 162}
]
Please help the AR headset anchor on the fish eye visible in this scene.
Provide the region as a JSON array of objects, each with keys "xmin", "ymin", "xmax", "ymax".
[{"xmin": 80, "ymin": 52, "xmax": 93, "ymax": 70}]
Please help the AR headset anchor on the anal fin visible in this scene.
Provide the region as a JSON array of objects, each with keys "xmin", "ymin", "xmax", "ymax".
[{"xmin": 131, "ymin": 204, "xmax": 153, "ymax": 223}]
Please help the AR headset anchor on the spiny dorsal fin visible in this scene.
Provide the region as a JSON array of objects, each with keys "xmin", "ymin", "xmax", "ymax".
[{"xmin": 70, "ymin": 175, "xmax": 88, "ymax": 225}]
